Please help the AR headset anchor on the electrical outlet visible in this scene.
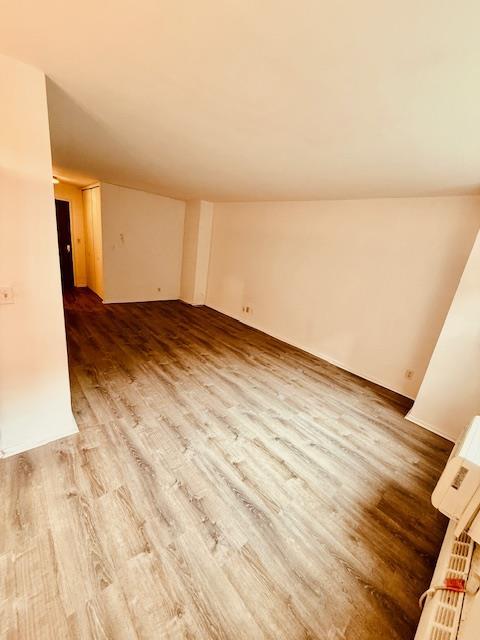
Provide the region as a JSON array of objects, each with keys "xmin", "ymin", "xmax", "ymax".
[
  {"xmin": 405, "ymin": 369, "xmax": 414, "ymax": 379},
  {"xmin": 0, "ymin": 287, "xmax": 14, "ymax": 304}
]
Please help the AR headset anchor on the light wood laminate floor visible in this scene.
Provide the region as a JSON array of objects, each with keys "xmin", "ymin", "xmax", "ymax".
[{"xmin": 0, "ymin": 288, "xmax": 451, "ymax": 639}]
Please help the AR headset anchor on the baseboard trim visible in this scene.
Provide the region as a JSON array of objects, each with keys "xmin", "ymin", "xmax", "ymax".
[
  {"xmin": 205, "ymin": 303, "xmax": 415, "ymax": 401},
  {"xmin": 210, "ymin": 301, "xmax": 453, "ymax": 443},
  {"xmin": 179, "ymin": 298, "xmax": 204, "ymax": 307},
  {"xmin": 103, "ymin": 296, "xmax": 179, "ymax": 304},
  {"xmin": 1, "ymin": 414, "xmax": 79, "ymax": 458},
  {"xmin": 405, "ymin": 412, "xmax": 456, "ymax": 443}
]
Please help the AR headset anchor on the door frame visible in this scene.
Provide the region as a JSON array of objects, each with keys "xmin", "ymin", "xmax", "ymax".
[{"xmin": 55, "ymin": 197, "xmax": 78, "ymax": 287}]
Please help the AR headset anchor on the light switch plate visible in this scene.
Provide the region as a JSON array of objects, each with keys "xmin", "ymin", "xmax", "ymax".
[{"xmin": 0, "ymin": 287, "xmax": 14, "ymax": 304}]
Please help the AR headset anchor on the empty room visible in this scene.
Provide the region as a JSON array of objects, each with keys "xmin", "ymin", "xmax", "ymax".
[{"xmin": 1, "ymin": 2, "xmax": 480, "ymax": 639}]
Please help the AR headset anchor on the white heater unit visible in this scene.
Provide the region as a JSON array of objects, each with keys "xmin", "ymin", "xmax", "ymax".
[
  {"xmin": 432, "ymin": 416, "xmax": 480, "ymax": 525},
  {"xmin": 416, "ymin": 416, "xmax": 480, "ymax": 640}
]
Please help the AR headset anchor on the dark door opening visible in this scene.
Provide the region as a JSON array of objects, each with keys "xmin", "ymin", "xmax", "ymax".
[{"xmin": 55, "ymin": 199, "xmax": 74, "ymax": 290}]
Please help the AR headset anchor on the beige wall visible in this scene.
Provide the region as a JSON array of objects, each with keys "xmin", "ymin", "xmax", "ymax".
[
  {"xmin": 180, "ymin": 201, "xmax": 201, "ymax": 304},
  {"xmin": 101, "ymin": 183, "xmax": 185, "ymax": 303},
  {"xmin": 0, "ymin": 54, "xmax": 77, "ymax": 456},
  {"xmin": 54, "ymin": 181, "xmax": 87, "ymax": 286},
  {"xmin": 181, "ymin": 200, "xmax": 213, "ymax": 305},
  {"xmin": 82, "ymin": 185, "xmax": 103, "ymax": 297},
  {"xmin": 407, "ymin": 230, "xmax": 480, "ymax": 440},
  {"xmin": 206, "ymin": 197, "xmax": 480, "ymax": 398}
]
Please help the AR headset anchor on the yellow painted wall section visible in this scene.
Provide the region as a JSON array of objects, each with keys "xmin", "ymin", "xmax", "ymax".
[{"xmin": 54, "ymin": 181, "xmax": 87, "ymax": 286}]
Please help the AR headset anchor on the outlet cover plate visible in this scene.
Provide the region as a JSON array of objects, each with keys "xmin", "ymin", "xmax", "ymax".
[{"xmin": 0, "ymin": 287, "xmax": 14, "ymax": 304}]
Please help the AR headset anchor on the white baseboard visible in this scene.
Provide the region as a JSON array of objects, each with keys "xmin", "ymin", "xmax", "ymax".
[
  {"xmin": 405, "ymin": 412, "xmax": 456, "ymax": 442},
  {"xmin": 1, "ymin": 413, "xmax": 79, "ymax": 458},
  {"xmin": 179, "ymin": 297, "xmax": 204, "ymax": 307},
  {"xmin": 103, "ymin": 296, "xmax": 178, "ymax": 304},
  {"xmin": 206, "ymin": 302, "xmax": 415, "ymax": 401},
  {"xmin": 206, "ymin": 303, "xmax": 456, "ymax": 444}
]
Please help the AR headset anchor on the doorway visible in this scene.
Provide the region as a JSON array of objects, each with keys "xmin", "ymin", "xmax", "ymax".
[{"xmin": 55, "ymin": 199, "xmax": 74, "ymax": 290}]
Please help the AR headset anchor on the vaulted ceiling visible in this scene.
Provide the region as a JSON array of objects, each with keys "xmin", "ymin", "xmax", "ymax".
[{"xmin": 2, "ymin": 1, "xmax": 480, "ymax": 200}]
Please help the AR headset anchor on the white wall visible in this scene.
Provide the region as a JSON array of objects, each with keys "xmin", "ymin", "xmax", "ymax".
[
  {"xmin": 0, "ymin": 54, "xmax": 77, "ymax": 457},
  {"xmin": 206, "ymin": 197, "xmax": 480, "ymax": 398},
  {"xmin": 181, "ymin": 200, "xmax": 213, "ymax": 305},
  {"xmin": 100, "ymin": 183, "xmax": 185, "ymax": 303},
  {"xmin": 407, "ymin": 230, "xmax": 480, "ymax": 440},
  {"xmin": 54, "ymin": 181, "xmax": 87, "ymax": 286}
]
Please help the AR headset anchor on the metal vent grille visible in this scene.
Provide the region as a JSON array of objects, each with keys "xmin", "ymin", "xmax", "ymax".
[{"xmin": 426, "ymin": 531, "xmax": 473, "ymax": 640}]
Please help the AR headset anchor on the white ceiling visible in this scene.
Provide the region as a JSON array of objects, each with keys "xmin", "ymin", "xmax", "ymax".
[{"xmin": 2, "ymin": 1, "xmax": 480, "ymax": 200}]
